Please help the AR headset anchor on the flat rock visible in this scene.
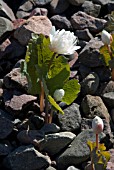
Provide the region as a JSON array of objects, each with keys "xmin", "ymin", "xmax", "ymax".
[
  {"xmin": 39, "ymin": 132, "xmax": 76, "ymax": 156},
  {"xmin": 75, "ymin": 29, "xmax": 93, "ymax": 41},
  {"xmin": 4, "ymin": 145, "xmax": 51, "ymax": 170},
  {"xmin": 71, "ymin": 11, "xmax": 106, "ymax": 33},
  {"xmin": 40, "ymin": 123, "xmax": 60, "ymax": 134},
  {"xmin": 14, "ymin": 16, "xmax": 52, "ymax": 45},
  {"xmin": 57, "ymin": 129, "xmax": 105, "ymax": 170},
  {"xmin": 58, "ymin": 103, "xmax": 81, "ymax": 132},
  {"xmin": 102, "ymin": 92, "xmax": 114, "ymax": 108}
]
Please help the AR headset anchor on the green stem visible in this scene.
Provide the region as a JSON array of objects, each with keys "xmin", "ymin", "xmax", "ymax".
[
  {"xmin": 40, "ymin": 80, "xmax": 44, "ymax": 113},
  {"xmin": 48, "ymin": 53, "xmax": 57, "ymax": 70},
  {"xmin": 45, "ymin": 98, "xmax": 49, "ymax": 123}
]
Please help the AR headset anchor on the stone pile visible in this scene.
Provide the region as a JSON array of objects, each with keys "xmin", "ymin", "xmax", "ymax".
[{"xmin": 0, "ymin": 0, "xmax": 114, "ymax": 169}]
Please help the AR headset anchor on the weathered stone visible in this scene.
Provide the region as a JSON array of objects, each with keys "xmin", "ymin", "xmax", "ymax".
[
  {"xmin": 81, "ymin": 94, "xmax": 110, "ymax": 121},
  {"xmin": 48, "ymin": 0, "xmax": 69, "ymax": 14},
  {"xmin": 4, "ymin": 68, "xmax": 28, "ymax": 91},
  {"xmin": 39, "ymin": 132, "xmax": 76, "ymax": 156},
  {"xmin": 92, "ymin": 0, "xmax": 111, "ymax": 6},
  {"xmin": 46, "ymin": 166, "xmax": 56, "ymax": 170},
  {"xmin": 71, "ymin": 11, "xmax": 106, "ymax": 33},
  {"xmin": 0, "ymin": 0, "xmax": 15, "ymax": 21},
  {"xmin": 102, "ymin": 92, "xmax": 114, "ymax": 108},
  {"xmin": 102, "ymin": 81, "xmax": 114, "ymax": 94},
  {"xmin": 67, "ymin": 166, "xmax": 80, "ymax": 170},
  {"xmin": 0, "ymin": 17, "xmax": 14, "ymax": 37},
  {"xmin": 79, "ymin": 64, "xmax": 92, "ymax": 79},
  {"xmin": 3, "ymin": 90, "xmax": 37, "ymax": 115},
  {"xmin": 0, "ymin": 116, "xmax": 14, "ymax": 139},
  {"xmin": 75, "ymin": 29, "xmax": 93, "ymax": 41},
  {"xmin": 17, "ymin": 0, "xmax": 33, "ymax": 12},
  {"xmin": 78, "ymin": 38, "xmax": 104, "ymax": 67},
  {"xmin": 0, "ymin": 142, "xmax": 12, "ymax": 156},
  {"xmin": 67, "ymin": 0, "xmax": 85, "ymax": 6},
  {"xmin": 80, "ymin": 72, "xmax": 99, "ymax": 95},
  {"xmin": 58, "ymin": 103, "xmax": 81, "ymax": 132},
  {"xmin": 106, "ymin": 149, "xmax": 114, "ymax": 170},
  {"xmin": 40, "ymin": 123, "xmax": 60, "ymax": 134},
  {"xmin": 50, "ymin": 15, "xmax": 72, "ymax": 29},
  {"xmin": 33, "ymin": 0, "xmax": 52, "ymax": 6},
  {"xmin": 30, "ymin": 115, "xmax": 44, "ymax": 129},
  {"xmin": 4, "ymin": 145, "xmax": 51, "ymax": 170},
  {"xmin": 14, "ymin": 16, "xmax": 52, "ymax": 45},
  {"xmin": 57, "ymin": 129, "xmax": 105, "ymax": 170},
  {"xmin": 82, "ymin": 1, "xmax": 101, "ymax": 17}
]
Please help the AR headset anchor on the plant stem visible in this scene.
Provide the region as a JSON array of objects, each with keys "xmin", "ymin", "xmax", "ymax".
[
  {"xmin": 48, "ymin": 109, "xmax": 53, "ymax": 124},
  {"xmin": 40, "ymin": 80, "xmax": 44, "ymax": 112},
  {"xmin": 96, "ymin": 133, "xmax": 99, "ymax": 149},
  {"xmin": 45, "ymin": 98, "xmax": 49, "ymax": 123},
  {"xmin": 48, "ymin": 53, "xmax": 56, "ymax": 70}
]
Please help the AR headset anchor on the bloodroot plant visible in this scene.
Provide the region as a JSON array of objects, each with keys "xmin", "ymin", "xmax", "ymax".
[
  {"xmin": 21, "ymin": 26, "xmax": 80, "ymax": 123},
  {"xmin": 87, "ymin": 116, "xmax": 110, "ymax": 170}
]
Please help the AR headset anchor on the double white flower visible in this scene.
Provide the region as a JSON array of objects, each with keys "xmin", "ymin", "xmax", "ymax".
[
  {"xmin": 49, "ymin": 26, "xmax": 80, "ymax": 55},
  {"xmin": 92, "ymin": 116, "xmax": 104, "ymax": 134},
  {"xmin": 101, "ymin": 30, "xmax": 113, "ymax": 45}
]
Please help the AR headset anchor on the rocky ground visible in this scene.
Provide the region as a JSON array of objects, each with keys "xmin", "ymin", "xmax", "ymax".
[{"xmin": 0, "ymin": 0, "xmax": 114, "ymax": 170}]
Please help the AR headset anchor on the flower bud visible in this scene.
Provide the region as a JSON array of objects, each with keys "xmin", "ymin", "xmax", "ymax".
[
  {"xmin": 92, "ymin": 116, "xmax": 104, "ymax": 134},
  {"xmin": 53, "ymin": 89, "xmax": 65, "ymax": 101},
  {"xmin": 101, "ymin": 30, "xmax": 113, "ymax": 45}
]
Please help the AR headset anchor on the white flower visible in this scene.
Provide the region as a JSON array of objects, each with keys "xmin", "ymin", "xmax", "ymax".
[
  {"xmin": 101, "ymin": 30, "xmax": 113, "ymax": 45},
  {"xmin": 92, "ymin": 116, "xmax": 104, "ymax": 134},
  {"xmin": 53, "ymin": 89, "xmax": 65, "ymax": 101},
  {"xmin": 49, "ymin": 26, "xmax": 80, "ymax": 55}
]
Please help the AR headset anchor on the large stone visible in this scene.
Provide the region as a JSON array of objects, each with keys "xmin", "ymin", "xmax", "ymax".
[
  {"xmin": 0, "ymin": 142, "xmax": 12, "ymax": 156},
  {"xmin": 92, "ymin": 0, "xmax": 111, "ymax": 6},
  {"xmin": 81, "ymin": 94, "xmax": 110, "ymax": 121},
  {"xmin": 57, "ymin": 129, "xmax": 105, "ymax": 170},
  {"xmin": 4, "ymin": 145, "xmax": 51, "ymax": 170},
  {"xmin": 71, "ymin": 11, "xmax": 106, "ymax": 33},
  {"xmin": 40, "ymin": 123, "xmax": 60, "ymax": 134},
  {"xmin": 58, "ymin": 103, "xmax": 81, "ymax": 132},
  {"xmin": 39, "ymin": 132, "xmax": 76, "ymax": 156},
  {"xmin": 33, "ymin": 0, "xmax": 52, "ymax": 6},
  {"xmin": 102, "ymin": 92, "xmax": 114, "ymax": 108},
  {"xmin": 14, "ymin": 16, "xmax": 52, "ymax": 45},
  {"xmin": 67, "ymin": 0, "xmax": 85, "ymax": 6},
  {"xmin": 75, "ymin": 29, "xmax": 93, "ymax": 41},
  {"xmin": 78, "ymin": 38, "xmax": 104, "ymax": 67}
]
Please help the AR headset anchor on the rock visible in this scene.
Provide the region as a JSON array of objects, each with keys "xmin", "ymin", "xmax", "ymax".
[
  {"xmin": 81, "ymin": 94, "xmax": 110, "ymax": 121},
  {"xmin": 107, "ymin": 1, "xmax": 114, "ymax": 13},
  {"xmin": 39, "ymin": 132, "xmax": 76, "ymax": 156},
  {"xmin": 0, "ymin": 109, "xmax": 14, "ymax": 120},
  {"xmin": 0, "ymin": 17, "xmax": 14, "ymax": 37},
  {"xmin": 33, "ymin": 0, "xmax": 52, "ymax": 6},
  {"xmin": 101, "ymin": 81, "xmax": 114, "ymax": 94},
  {"xmin": 80, "ymin": 72, "xmax": 99, "ymax": 95},
  {"xmin": 0, "ymin": 115, "xmax": 14, "ymax": 139},
  {"xmin": 40, "ymin": 123, "xmax": 60, "ymax": 134},
  {"xmin": 30, "ymin": 115, "xmax": 44, "ymax": 129},
  {"xmin": 71, "ymin": 11, "xmax": 106, "ymax": 33},
  {"xmin": 58, "ymin": 103, "xmax": 81, "ymax": 132},
  {"xmin": 3, "ymin": 90, "xmax": 37, "ymax": 115},
  {"xmin": 78, "ymin": 38, "xmax": 104, "ymax": 67},
  {"xmin": 46, "ymin": 166, "xmax": 56, "ymax": 170},
  {"xmin": 106, "ymin": 149, "xmax": 114, "ymax": 170},
  {"xmin": 17, "ymin": 130, "xmax": 44, "ymax": 144},
  {"xmin": 75, "ymin": 29, "xmax": 93, "ymax": 41},
  {"xmin": 14, "ymin": 16, "xmax": 52, "ymax": 45},
  {"xmin": 67, "ymin": 0, "xmax": 85, "ymax": 6},
  {"xmin": 3, "ymin": 68, "xmax": 28, "ymax": 91},
  {"xmin": 57, "ymin": 129, "xmax": 105, "ymax": 170},
  {"xmin": 79, "ymin": 64, "xmax": 92, "ymax": 79},
  {"xmin": 102, "ymin": 92, "xmax": 114, "ymax": 108},
  {"xmin": 0, "ymin": 0, "xmax": 15, "ymax": 21},
  {"xmin": 4, "ymin": 145, "xmax": 51, "ymax": 170},
  {"xmin": 17, "ymin": 0, "xmax": 33, "ymax": 12},
  {"xmin": 67, "ymin": 166, "xmax": 80, "ymax": 170},
  {"xmin": 50, "ymin": 15, "xmax": 72, "ymax": 29},
  {"xmin": 82, "ymin": 1, "xmax": 101, "ymax": 17},
  {"xmin": 92, "ymin": 0, "xmax": 111, "ymax": 6},
  {"xmin": 0, "ymin": 142, "xmax": 12, "ymax": 156},
  {"xmin": 48, "ymin": 0, "xmax": 69, "ymax": 14}
]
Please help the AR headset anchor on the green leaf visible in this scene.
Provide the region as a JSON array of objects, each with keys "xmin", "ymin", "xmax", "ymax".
[
  {"xmin": 62, "ymin": 79, "xmax": 80, "ymax": 105},
  {"xmin": 99, "ymin": 45, "xmax": 111, "ymax": 66},
  {"xmin": 48, "ymin": 95, "xmax": 64, "ymax": 114}
]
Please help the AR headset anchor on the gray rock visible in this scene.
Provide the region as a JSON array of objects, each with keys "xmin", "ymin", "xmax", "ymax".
[
  {"xmin": 33, "ymin": 0, "xmax": 52, "ymax": 6},
  {"xmin": 71, "ymin": 11, "xmax": 106, "ymax": 33},
  {"xmin": 48, "ymin": 0, "xmax": 69, "ymax": 14},
  {"xmin": 92, "ymin": 0, "xmax": 111, "ymax": 5},
  {"xmin": 79, "ymin": 38, "xmax": 104, "ymax": 67},
  {"xmin": 75, "ymin": 29, "xmax": 93, "ymax": 41},
  {"xmin": 0, "ymin": 0, "xmax": 15, "ymax": 21},
  {"xmin": 40, "ymin": 123, "xmax": 60, "ymax": 134},
  {"xmin": 58, "ymin": 103, "xmax": 81, "ymax": 132},
  {"xmin": 3, "ymin": 68, "xmax": 28, "ymax": 91},
  {"xmin": 81, "ymin": 94, "xmax": 110, "ymax": 121},
  {"xmin": 106, "ymin": 149, "xmax": 114, "ymax": 170},
  {"xmin": 102, "ymin": 92, "xmax": 114, "ymax": 108},
  {"xmin": 3, "ymin": 90, "xmax": 37, "ymax": 115},
  {"xmin": 50, "ymin": 15, "xmax": 72, "ymax": 29},
  {"xmin": 0, "ymin": 142, "xmax": 12, "ymax": 156},
  {"xmin": 17, "ymin": 0, "xmax": 33, "ymax": 12},
  {"xmin": 101, "ymin": 81, "xmax": 114, "ymax": 94},
  {"xmin": 82, "ymin": 1, "xmax": 101, "ymax": 17},
  {"xmin": 107, "ymin": 1, "xmax": 114, "ymax": 13},
  {"xmin": 30, "ymin": 115, "xmax": 44, "ymax": 129},
  {"xmin": 79, "ymin": 64, "xmax": 91, "ymax": 79},
  {"xmin": 67, "ymin": 166, "xmax": 80, "ymax": 170},
  {"xmin": 57, "ymin": 129, "xmax": 105, "ymax": 170},
  {"xmin": 0, "ymin": 115, "xmax": 14, "ymax": 139},
  {"xmin": 80, "ymin": 72, "xmax": 99, "ymax": 95},
  {"xmin": 67, "ymin": 0, "xmax": 85, "ymax": 6},
  {"xmin": 4, "ymin": 145, "xmax": 51, "ymax": 170},
  {"xmin": 39, "ymin": 132, "xmax": 76, "ymax": 156},
  {"xmin": 46, "ymin": 166, "xmax": 56, "ymax": 170},
  {"xmin": 17, "ymin": 130, "xmax": 44, "ymax": 144},
  {"xmin": 14, "ymin": 16, "xmax": 52, "ymax": 46},
  {"xmin": 0, "ymin": 17, "xmax": 14, "ymax": 37}
]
